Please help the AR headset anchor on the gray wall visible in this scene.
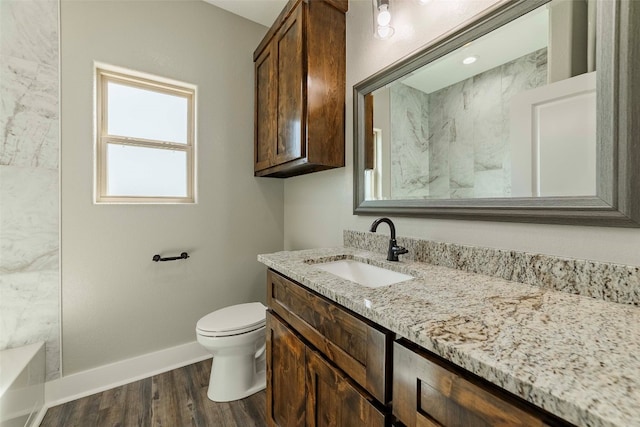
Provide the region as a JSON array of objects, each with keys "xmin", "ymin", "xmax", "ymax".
[
  {"xmin": 283, "ymin": 0, "xmax": 640, "ymax": 267},
  {"xmin": 0, "ymin": 0, "xmax": 60, "ymax": 380},
  {"xmin": 61, "ymin": 0, "xmax": 284, "ymax": 374}
]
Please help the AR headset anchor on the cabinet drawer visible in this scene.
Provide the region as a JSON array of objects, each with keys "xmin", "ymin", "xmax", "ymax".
[
  {"xmin": 393, "ymin": 340, "xmax": 573, "ymax": 427},
  {"xmin": 267, "ymin": 269, "xmax": 392, "ymax": 404}
]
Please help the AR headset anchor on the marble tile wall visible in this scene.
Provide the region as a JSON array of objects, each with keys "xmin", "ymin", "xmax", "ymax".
[
  {"xmin": 389, "ymin": 83, "xmax": 430, "ymax": 198},
  {"xmin": 344, "ymin": 230, "xmax": 640, "ymax": 306},
  {"xmin": 429, "ymin": 48, "xmax": 547, "ymax": 199},
  {"xmin": 390, "ymin": 48, "xmax": 547, "ymax": 199},
  {"xmin": 0, "ymin": 0, "xmax": 60, "ymax": 380}
]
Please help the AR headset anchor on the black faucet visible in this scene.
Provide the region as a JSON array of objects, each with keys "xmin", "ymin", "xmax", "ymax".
[{"xmin": 369, "ymin": 217, "xmax": 408, "ymax": 261}]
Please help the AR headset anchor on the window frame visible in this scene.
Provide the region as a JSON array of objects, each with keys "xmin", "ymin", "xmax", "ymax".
[{"xmin": 95, "ymin": 67, "xmax": 196, "ymax": 204}]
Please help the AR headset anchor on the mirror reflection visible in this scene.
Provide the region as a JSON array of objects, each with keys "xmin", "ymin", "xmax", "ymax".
[{"xmin": 364, "ymin": 0, "xmax": 597, "ymax": 201}]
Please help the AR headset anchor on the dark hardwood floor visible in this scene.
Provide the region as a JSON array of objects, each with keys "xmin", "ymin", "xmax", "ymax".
[{"xmin": 40, "ymin": 359, "xmax": 267, "ymax": 427}]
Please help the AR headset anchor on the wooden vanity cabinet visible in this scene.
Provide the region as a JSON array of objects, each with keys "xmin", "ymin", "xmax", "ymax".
[
  {"xmin": 253, "ymin": 0, "xmax": 347, "ymax": 178},
  {"xmin": 265, "ymin": 269, "xmax": 392, "ymax": 426},
  {"xmin": 266, "ymin": 269, "xmax": 392, "ymax": 403},
  {"xmin": 392, "ymin": 339, "xmax": 575, "ymax": 427},
  {"xmin": 265, "ymin": 269, "xmax": 575, "ymax": 427},
  {"xmin": 267, "ymin": 313, "xmax": 387, "ymax": 427}
]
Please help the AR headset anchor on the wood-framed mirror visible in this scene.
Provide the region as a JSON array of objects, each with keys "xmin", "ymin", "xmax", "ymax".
[{"xmin": 353, "ymin": 0, "xmax": 640, "ymax": 227}]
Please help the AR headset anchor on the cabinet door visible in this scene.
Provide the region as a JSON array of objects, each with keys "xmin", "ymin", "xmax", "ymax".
[
  {"xmin": 274, "ymin": 2, "xmax": 305, "ymax": 165},
  {"xmin": 255, "ymin": 43, "xmax": 276, "ymax": 172},
  {"xmin": 266, "ymin": 312, "xmax": 306, "ymax": 427},
  {"xmin": 393, "ymin": 341, "xmax": 559, "ymax": 427},
  {"xmin": 306, "ymin": 349, "xmax": 387, "ymax": 427}
]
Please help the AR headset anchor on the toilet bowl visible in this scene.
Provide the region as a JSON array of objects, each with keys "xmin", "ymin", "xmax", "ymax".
[{"xmin": 196, "ymin": 302, "xmax": 267, "ymax": 402}]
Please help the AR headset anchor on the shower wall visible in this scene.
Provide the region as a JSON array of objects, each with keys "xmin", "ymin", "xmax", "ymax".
[
  {"xmin": 389, "ymin": 48, "xmax": 547, "ymax": 199},
  {"xmin": 390, "ymin": 83, "xmax": 430, "ymax": 199},
  {"xmin": 0, "ymin": 0, "xmax": 60, "ymax": 380},
  {"xmin": 428, "ymin": 48, "xmax": 548, "ymax": 199}
]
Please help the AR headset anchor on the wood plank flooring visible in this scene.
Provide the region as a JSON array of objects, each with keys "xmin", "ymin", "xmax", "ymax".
[{"xmin": 40, "ymin": 359, "xmax": 267, "ymax": 427}]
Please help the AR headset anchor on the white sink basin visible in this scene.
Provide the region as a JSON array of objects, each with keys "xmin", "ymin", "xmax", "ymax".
[{"xmin": 315, "ymin": 259, "xmax": 414, "ymax": 288}]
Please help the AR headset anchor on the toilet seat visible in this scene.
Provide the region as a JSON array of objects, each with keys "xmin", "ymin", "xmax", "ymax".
[{"xmin": 196, "ymin": 302, "xmax": 266, "ymax": 337}]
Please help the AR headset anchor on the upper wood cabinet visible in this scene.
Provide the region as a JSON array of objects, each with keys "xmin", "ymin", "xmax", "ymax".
[{"xmin": 253, "ymin": 0, "xmax": 347, "ymax": 178}]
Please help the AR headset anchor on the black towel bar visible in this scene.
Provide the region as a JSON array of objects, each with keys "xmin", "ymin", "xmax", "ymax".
[{"xmin": 152, "ymin": 252, "xmax": 189, "ymax": 262}]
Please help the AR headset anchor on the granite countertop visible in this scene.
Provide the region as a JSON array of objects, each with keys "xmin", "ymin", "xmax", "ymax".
[{"xmin": 258, "ymin": 247, "xmax": 640, "ymax": 427}]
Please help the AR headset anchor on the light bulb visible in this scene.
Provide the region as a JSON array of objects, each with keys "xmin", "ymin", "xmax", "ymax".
[
  {"xmin": 376, "ymin": 25, "xmax": 394, "ymax": 39},
  {"xmin": 377, "ymin": 5, "xmax": 391, "ymax": 26}
]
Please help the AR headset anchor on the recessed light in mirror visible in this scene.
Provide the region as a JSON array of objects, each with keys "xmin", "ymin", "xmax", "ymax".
[{"xmin": 462, "ymin": 56, "xmax": 478, "ymax": 65}]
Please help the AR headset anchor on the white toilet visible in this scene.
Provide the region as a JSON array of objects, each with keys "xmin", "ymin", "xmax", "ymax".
[{"xmin": 196, "ymin": 302, "xmax": 267, "ymax": 402}]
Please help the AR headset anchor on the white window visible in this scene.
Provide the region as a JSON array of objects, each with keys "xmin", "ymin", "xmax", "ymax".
[{"xmin": 96, "ymin": 67, "xmax": 195, "ymax": 203}]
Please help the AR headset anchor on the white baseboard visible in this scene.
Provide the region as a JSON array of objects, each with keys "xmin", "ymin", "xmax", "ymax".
[
  {"xmin": 44, "ymin": 341, "xmax": 210, "ymax": 407},
  {"xmin": 30, "ymin": 404, "xmax": 48, "ymax": 427}
]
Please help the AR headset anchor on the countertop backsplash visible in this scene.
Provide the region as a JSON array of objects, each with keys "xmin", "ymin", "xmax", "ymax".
[{"xmin": 344, "ymin": 230, "xmax": 640, "ymax": 306}]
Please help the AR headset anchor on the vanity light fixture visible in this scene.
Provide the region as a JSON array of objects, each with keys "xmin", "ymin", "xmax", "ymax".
[
  {"xmin": 462, "ymin": 55, "xmax": 478, "ymax": 65},
  {"xmin": 373, "ymin": 0, "xmax": 395, "ymax": 39}
]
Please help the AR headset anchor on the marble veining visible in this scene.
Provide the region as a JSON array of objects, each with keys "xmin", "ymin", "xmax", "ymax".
[
  {"xmin": 0, "ymin": 55, "xmax": 59, "ymax": 169},
  {"xmin": 389, "ymin": 82, "xmax": 430, "ymax": 198},
  {"xmin": 258, "ymin": 246, "xmax": 640, "ymax": 427},
  {"xmin": 0, "ymin": 270, "xmax": 60, "ymax": 379},
  {"xmin": 0, "ymin": 0, "xmax": 60, "ymax": 381},
  {"xmin": 0, "ymin": 0, "xmax": 59, "ymax": 65},
  {"xmin": 390, "ymin": 48, "xmax": 547, "ymax": 200},
  {"xmin": 344, "ymin": 230, "xmax": 640, "ymax": 306},
  {"xmin": 0, "ymin": 167, "xmax": 59, "ymax": 273}
]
